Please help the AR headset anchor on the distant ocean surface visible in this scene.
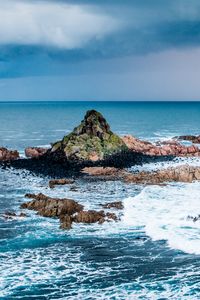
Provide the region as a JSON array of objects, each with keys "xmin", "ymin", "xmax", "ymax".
[{"xmin": 0, "ymin": 101, "xmax": 200, "ymax": 299}]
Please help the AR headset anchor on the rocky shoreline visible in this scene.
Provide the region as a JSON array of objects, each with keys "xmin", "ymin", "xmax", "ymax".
[{"xmin": 1, "ymin": 109, "xmax": 200, "ymax": 230}]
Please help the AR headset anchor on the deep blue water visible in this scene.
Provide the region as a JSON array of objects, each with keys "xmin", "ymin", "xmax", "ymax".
[{"xmin": 0, "ymin": 101, "xmax": 200, "ymax": 299}]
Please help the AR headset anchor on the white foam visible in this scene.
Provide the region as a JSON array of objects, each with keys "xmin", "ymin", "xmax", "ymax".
[{"xmin": 123, "ymin": 183, "xmax": 200, "ymax": 255}]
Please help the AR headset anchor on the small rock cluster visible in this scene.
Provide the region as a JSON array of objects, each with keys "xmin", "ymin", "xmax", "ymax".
[
  {"xmin": 0, "ymin": 147, "xmax": 19, "ymax": 161},
  {"xmin": 21, "ymin": 193, "xmax": 119, "ymax": 229}
]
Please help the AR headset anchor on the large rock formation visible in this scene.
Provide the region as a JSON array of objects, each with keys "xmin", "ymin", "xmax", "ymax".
[
  {"xmin": 0, "ymin": 147, "xmax": 19, "ymax": 161},
  {"xmin": 50, "ymin": 110, "xmax": 127, "ymax": 161}
]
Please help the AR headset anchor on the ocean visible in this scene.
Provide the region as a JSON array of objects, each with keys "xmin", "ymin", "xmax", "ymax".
[{"xmin": 0, "ymin": 101, "xmax": 200, "ymax": 299}]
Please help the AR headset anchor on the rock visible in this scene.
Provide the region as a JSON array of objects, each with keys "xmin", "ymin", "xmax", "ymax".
[
  {"xmin": 0, "ymin": 147, "xmax": 19, "ymax": 161},
  {"xmin": 51, "ymin": 110, "xmax": 127, "ymax": 161},
  {"xmin": 122, "ymin": 135, "xmax": 200, "ymax": 157},
  {"xmin": 60, "ymin": 215, "xmax": 73, "ymax": 230},
  {"xmin": 175, "ymin": 135, "xmax": 200, "ymax": 144},
  {"xmin": 49, "ymin": 178, "xmax": 75, "ymax": 188},
  {"xmin": 82, "ymin": 167, "xmax": 124, "ymax": 176},
  {"xmin": 187, "ymin": 215, "xmax": 200, "ymax": 222},
  {"xmin": 124, "ymin": 165, "xmax": 200, "ymax": 184},
  {"xmin": 73, "ymin": 210, "xmax": 105, "ymax": 224},
  {"xmin": 25, "ymin": 147, "xmax": 48, "ymax": 158},
  {"xmin": 102, "ymin": 201, "xmax": 124, "ymax": 210},
  {"xmin": 21, "ymin": 193, "xmax": 83, "ymax": 217},
  {"xmin": 3, "ymin": 211, "xmax": 27, "ymax": 219}
]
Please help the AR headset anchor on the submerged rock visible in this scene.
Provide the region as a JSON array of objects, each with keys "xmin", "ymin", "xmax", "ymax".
[
  {"xmin": 101, "ymin": 201, "xmax": 124, "ymax": 210},
  {"xmin": 25, "ymin": 147, "xmax": 48, "ymax": 158},
  {"xmin": 0, "ymin": 147, "xmax": 19, "ymax": 161},
  {"xmin": 51, "ymin": 110, "xmax": 127, "ymax": 161},
  {"xmin": 21, "ymin": 193, "xmax": 83, "ymax": 217},
  {"xmin": 49, "ymin": 178, "xmax": 75, "ymax": 188}
]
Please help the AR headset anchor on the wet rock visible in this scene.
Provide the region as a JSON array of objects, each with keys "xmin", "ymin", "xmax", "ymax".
[
  {"xmin": 60, "ymin": 215, "xmax": 73, "ymax": 230},
  {"xmin": 51, "ymin": 110, "xmax": 127, "ymax": 161},
  {"xmin": 102, "ymin": 201, "xmax": 124, "ymax": 210},
  {"xmin": 0, "ymin": 147, "xmax": 19, "ymax": 161},
  {"xmin": 73, "ymin": 210, "xmax": 105, "ymax": 224},
  {"xmin": 3, "ymin": 211, "xmax": 27, "ymax": 219},
  {"xmin": 21, "ymin": 193, "xmax": 83, "ymax": 217},
  {"xmin": 49, "ymin": 178, "xmax": 75, "ymax": 188},
  {"xmin": 187, "ymin": 215, "xmax": 200, "ymax": 222},
  {"xmin": 175, "ymin": 135, "xmax": 200, "ymax": 144},
  {"xmin": 124, "ymin": 165, "xmax": 200, "ymax": 184},
  {"xmin": 105, "ymin": 212, "xmax": 118, "ymax": 221},
  {"xmin": 25, "ymin": 147, "xmax": 48, "ymax": 158},
  {"xmin": 122, "ymin": 135, "xmax": 200, "ymax": 157}
]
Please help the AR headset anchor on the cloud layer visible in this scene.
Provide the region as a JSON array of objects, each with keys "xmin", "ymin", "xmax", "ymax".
[{"xmin": 0, "ymin": 1, "xmax": 120, "ymax": 49}]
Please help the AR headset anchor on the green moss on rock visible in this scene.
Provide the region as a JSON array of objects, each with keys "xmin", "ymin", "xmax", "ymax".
[{"xmin": 51, "ymin": 110, "xmax": 128, "ymax": 161}]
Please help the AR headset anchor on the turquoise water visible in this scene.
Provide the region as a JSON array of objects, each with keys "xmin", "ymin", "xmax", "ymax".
[{"xmin": 0, "ymin": 101, "xmax": 200, "ymax": 299}]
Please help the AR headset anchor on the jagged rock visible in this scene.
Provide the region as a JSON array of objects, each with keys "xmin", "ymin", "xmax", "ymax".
[
  {"xmin": 21, "ymin": 193, "xmax": 83, "ymax": 217},
  {"xmin": 0, "ymin": 147, "xmax": 19, "ymax": 161},
  {"xmin": 25, "ymin": 147, "xmax": 48, "ymax": 158},
  {"xmin": 122, "ymin": 135, "xmax": 200, "ymax": 157},
  {"xmin": 124, "ymin": 165, "xmax": 200, "ymax": 184},
  {"xmin": 51, "ymin": 110, "xmax": 127, "ymax": 161},
  {"xmin": 175, "ymin": 135, "xmax": 200, "ymax": 144},
  {"xmin": 102, "ymin": 201, "xmax": 124, "ymax": 210},
  {"xmin": 60, "ymin": 215, "xmax": 73, "ymax": 230},
  {"xmin": 73, "ymin": 210, "xmax": 105, "ymax": 224},
  {"xmin": 49, "ymin": 178, "xmax": 75, "ymax": 188},
  {"xmin": 187, "ymin": 215, "xmax": 200, "ymax": 222}
]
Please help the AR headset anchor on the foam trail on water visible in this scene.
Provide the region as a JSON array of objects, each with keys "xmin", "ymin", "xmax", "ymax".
[{"xmin": 123, "ymin": 183, "xmax": 200, "ymax": 255}]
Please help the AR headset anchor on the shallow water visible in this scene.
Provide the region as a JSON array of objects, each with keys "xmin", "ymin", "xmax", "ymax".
[{"xmin": 0, "ymin": 101, "xmax": 200, "ymax": 299}]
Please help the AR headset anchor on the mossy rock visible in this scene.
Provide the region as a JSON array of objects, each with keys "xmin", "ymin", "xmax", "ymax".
[{"xmin": 51, "ymin": 110, "xmax": 128, "ymax": 161}]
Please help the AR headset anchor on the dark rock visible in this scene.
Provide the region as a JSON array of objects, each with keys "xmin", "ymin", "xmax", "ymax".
[
  {"xmin": 102, "ymin": 201, "xmax": 124, "ymax": 210},
  {"xmin": 175, "ymin": 135, "xmax": 200, "ymax": 144},
  {"xmin": 0, "ymin": 147, "xmax": 19, "ymax": 161},
  {"xmin": 49, "ymin": 178, "xmax": 75, "ymax": 188}
]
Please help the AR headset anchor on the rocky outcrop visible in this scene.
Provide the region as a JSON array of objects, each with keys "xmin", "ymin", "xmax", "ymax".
[
  {"xmin": 21, "ymin": 193, "xmax": 83, "ymax": 217},
  {"xmin": 125, "ymin": 165, "xmax": 200, "ymax": 184},
  {"xmin": 49, "ymin": 179, "xmax": 75, "ymax": 188},
  {"xmin": 51, "ymin": 110, "xmax": 127, "ymax": 161},
  {"xmin": 122, "ymin": 135, "xmax": 200, "ymax": 157},
  {"xmin": 21, "ymin": 193, "xmax": 118, "ymax": 230},
  {"xmin": 175, "ymin": 135, "xmax": 200, "ymax": 144},
  {"xmin": 0, "ymin": 147, "xmax": 19, "ymax": 161},
  {"xmin": 25, "ymin": 147, "xmax": 48, "ymax": 158}
]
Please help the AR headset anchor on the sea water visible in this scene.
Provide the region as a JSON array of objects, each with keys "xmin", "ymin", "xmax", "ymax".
[{"xmin": 0, "ymin": 101, "xmax": 200, "ymax": 299}]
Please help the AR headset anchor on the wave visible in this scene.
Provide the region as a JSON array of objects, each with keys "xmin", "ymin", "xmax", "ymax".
[{"xmin": 123, "ymin": 183, "xmax": 200, "ymax": 255}]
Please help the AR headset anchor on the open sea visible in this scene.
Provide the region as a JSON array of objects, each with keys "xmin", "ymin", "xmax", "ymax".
[{"xmin": 0, "ymin": 101, "xmax": 200, "ymax": 300}]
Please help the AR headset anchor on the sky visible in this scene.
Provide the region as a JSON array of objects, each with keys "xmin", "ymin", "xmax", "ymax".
[{"xmin": 1, "ymin": 0, "xmax": 200, "ymax": 101}]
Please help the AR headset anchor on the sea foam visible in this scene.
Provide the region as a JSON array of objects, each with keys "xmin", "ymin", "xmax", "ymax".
[{"xmin": 123, "ymin": 182, "xmax": 200, "ymax": 255}]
